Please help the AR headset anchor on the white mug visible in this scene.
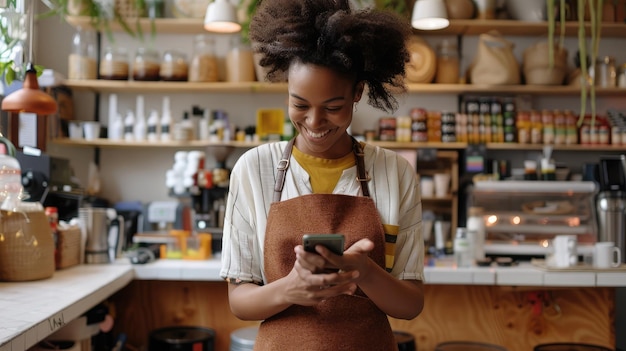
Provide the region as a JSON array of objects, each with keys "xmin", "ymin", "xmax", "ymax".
[
  {"xmin": 68, "ymin": 121, "xmax": 83, "ymax": 139},
  {"xmin": 433, "ymin": 173, "xmax": 451, "ymax": 198},
  {"xmin": 551, "ymin": 235, "xmax": 578, "ymax": 268},
  {"xmin": 421, "ymin": 176, "xmax": 434, "ymax": 198},
  {"xmin": 593, "ymin": 241, "xmax": 621, "ymax": 268},
  {"xmin": 83, "ymin": 121, "xmax": 101, "ymax": 140}
]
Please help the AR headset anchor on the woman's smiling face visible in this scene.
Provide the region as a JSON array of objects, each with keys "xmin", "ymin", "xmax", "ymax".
[{"xmin": 288, "ymin": 61, "xmax": 363, "ymax": 159}]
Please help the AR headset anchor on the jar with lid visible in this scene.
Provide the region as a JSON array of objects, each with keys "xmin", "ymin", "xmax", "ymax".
[
  {"xmin": 133, "ymin": 47, "xmax": 160, "ymax": 81},
  {"xmin": 618, "ymin": 63, "xmax": 626, "ymax": 88},
  {"xmin": 435, "ymin": 40, "xmax": 459, "ymax": 84},
  {"xmin": 68, "ymin": 26, "xmax": 97, "ymax": 80},
  {"xmin": 99, "ymin": 46, "xmax": 129, "ymax": 80},
  {"xmin": 160, "ymin": 50, "xmax": 189, "ymax": 81},
  {"xmin": 226, "ymin": 37, "xmax": 256, "ymax": 82},
  {"xmin": 592, "ymin": 56, "xmax": 617, "ymax": 87},
  {"xmin": 189, "ymin": 35, "xmax": 219, "ymax": 82}
]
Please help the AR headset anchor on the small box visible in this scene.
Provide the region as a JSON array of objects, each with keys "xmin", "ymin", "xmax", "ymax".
[{"xmin": 56, "ymin": 227, "xmax": 81, "ymax": 269}]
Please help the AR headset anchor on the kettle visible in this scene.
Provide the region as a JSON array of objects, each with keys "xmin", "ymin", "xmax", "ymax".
[{"xmin": 79, "ymin": 207, "xmax": 125, "ymax": 264}]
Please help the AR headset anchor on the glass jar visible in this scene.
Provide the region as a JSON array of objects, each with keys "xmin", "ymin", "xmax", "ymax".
[
  {"xmin": 226, "ymin": 37, "xmax": 256, "ymax": 82},
  {"xmin": 592, "ymin": 56, "xmax": 617, "ymax": 87},
  {"xmin": 133, "ymin": 47, "xmax": 160, "ymax": 81},
  {"xmin": 68, "ymin": 26, "xmax": 97, "ymax": 80},
  {"xmin": 99, "ymin": 47, "xmax": 129, "ymax": 80},
  {"xmin": 160, "ymin": 50, "xmax": 189, "ymax": 81},
  {"xmin": 435, "ymin": 40, "xmax": 459, "ymax": 84},
  {"xmin": 189, "ymin": 35, "xmax": 219, "ymax": 82},
  {"xmin": 617, "ymin": 63, "xmax": 626, "ymax": 88}
]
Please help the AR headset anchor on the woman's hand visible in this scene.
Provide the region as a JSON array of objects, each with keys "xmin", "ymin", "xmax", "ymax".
[{"xmin": 288, "ymin": 238, "xmax": 376, "ymax": 306}]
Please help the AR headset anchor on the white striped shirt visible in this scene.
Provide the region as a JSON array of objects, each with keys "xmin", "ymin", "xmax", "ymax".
[{"xmin": 220, "ymin": 141, "xmax": 424, "ymax": 284}]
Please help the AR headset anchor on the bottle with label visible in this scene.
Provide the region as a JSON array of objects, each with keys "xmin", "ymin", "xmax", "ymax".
[
  {"xmin": 124, "ymin": 110, "xmax": 135, "ymax": 141},
  {"xmin": 160, "ymin": 96, "xmax": 172, "ymax": 142},
  {"xmin": 147, "ymin": 110, "xmax": 160, "ymax": 142},
  {"xmin": 134, "ymin": 95, "xmax": 147, "ymax": 141},
  {"xmin": 454, "ymin": 227, "xmax": 472, "ymax": 268},
  {"xmin": 467, "ymin": 206, "xmax": 486, "ymax": 261},
  {"xmin": 108, "ymin": 112, "xmax": 124, "ymax": 140},
  {"xmin": 282, "ymin": 117, "xmax": 294, "ymax": 140}
]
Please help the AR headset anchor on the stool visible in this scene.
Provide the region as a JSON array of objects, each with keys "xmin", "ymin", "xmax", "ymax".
[
  {"xmin": 534, "ymin": 343, "xmax": 614, "ymax": 351},
  {"xmin": 434, "ymin": 341, "xmax": 508, "ymax": 351},
  {"xmin": 394, "ymin": 330, "xmax": 417, "ymax": 351},
  {"xmin": 230, "ymin": 326, "xmax": 259, "ymax": 351}
]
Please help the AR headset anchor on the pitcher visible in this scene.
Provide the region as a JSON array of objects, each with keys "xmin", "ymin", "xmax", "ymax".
[{"xmin": 79, "ymin": 207, "xmax": 124, "ymax": 264}]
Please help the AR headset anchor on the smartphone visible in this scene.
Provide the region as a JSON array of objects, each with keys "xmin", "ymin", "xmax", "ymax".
[{"xmin": 303, "ymin": 234, "xmax": 344, "ymax": 256}]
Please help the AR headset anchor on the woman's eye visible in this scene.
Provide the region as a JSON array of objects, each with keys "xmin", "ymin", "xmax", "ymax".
[
  {"xmin": 326, "ymin": 106, "xmax": 342, "ymax": 112},
  {"xmin": 293, "ymin": 104, "xmax": 308, "ymax": 110}
]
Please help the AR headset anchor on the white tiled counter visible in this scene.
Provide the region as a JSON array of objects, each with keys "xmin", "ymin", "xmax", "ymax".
[
  {"xmin": 0, "ymin": 263, "xmax": 134, "ymax": 351},
  {"xmin": 131, "ymin": 258, "xmax": 626, "ymax": 287},
  {"xmin": 2, "ymin": 258, "xmax": 625, "ymax": 351}
]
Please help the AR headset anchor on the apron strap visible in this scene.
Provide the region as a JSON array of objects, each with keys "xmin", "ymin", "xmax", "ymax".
[
  {"xmin": 274, "ymin": 138, "xmax": 296, "ymax": 203},
  {"xmin": 351, "ymin": 138, "xmax": 370, "ymax": 197},
  {"xmin": 273, "ymin": 136, "xmax": 370, "ymax": 202}
]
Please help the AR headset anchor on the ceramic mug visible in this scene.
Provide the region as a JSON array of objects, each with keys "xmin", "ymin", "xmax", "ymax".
[
  {"xmin": 593, "ymin": 241, "xmax": 621, "ymax": 268},
  {"xmin": 434, "ymin": 173, "xmax": 451, "ymax": 198},
  {"xmin": 551, "ymin": 235, "xmax": 578, "ymax": 268},
  {"xmin": 421, "ymin": 176, "xmax": 434, "ymax": 197}
]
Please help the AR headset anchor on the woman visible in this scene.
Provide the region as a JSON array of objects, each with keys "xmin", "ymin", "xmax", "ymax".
[{"xmin": 220, "ymin": 0, "xmax": 424, "ymax": 349}]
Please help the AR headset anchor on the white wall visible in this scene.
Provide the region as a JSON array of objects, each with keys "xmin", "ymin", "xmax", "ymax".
[{"xmin": 33, "ymin": 3, "xmax": 626, "ymax": 204}]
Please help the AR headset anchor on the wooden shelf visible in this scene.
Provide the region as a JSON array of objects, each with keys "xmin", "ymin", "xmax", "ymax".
[
  {"xmin": 63, "ymin": 79, "xmax": 288, "ymax": 93},
  {"xmin": 65, "ymin": 16, "xmax": 207, "ymax": 35},
  {"xmin": 63, "ymin": 79, "xmax": 626, "ymax": 96},
  {"xmin": 418, "ymin": 19, "xmax": 626, "ymax": 37},
  {"xmin": 50, "ymin": 138, "xmax": 626, "ymax": 152},
  {"xmin": 66, "ymin": 16, "xmax": 626, "ymax": 38}
]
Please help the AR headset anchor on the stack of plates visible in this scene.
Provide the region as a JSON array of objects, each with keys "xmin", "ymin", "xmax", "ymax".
[{"xmin": 230, "ymin": 326, "xmax": 259, "ymax": 351}]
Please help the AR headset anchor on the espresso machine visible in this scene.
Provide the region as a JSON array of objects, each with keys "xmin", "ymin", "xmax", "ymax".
[{"xmin": 596, "ymin": 155, "xmax": 626, "ymax": 264}]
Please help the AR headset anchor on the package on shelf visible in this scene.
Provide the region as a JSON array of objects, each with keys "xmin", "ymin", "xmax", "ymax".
[
  {"xmin": 578, "ymin": 115, "xmax": 612, "ymax": 145},
  {"xmin": 378, "ymin": 117, "xmax": 396, "ymax": 141}
]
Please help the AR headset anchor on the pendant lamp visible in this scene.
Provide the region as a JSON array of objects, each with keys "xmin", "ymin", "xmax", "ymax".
[
  {"xmin": 2, "ymin": 63, "xmax": 57, "ymax": 115},
  {"xmin": 204, "ymin": 0, "xmax": 241, "ymax": 34},
  {"xmin": 411, "ymin": 0, "xmax": 450, "ymax": 30},
  {"xmin": 1, "ymin": 0, "xmax": 57, "ymax": 115}
]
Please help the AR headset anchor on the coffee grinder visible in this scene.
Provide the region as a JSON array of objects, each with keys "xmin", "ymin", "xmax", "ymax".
[{"xmin": 596, "ymin": 155, "xmax": 626, "ymax": 263}]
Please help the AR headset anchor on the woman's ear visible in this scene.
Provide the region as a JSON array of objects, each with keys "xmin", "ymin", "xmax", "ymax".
[{"xmin": 354, "ymin": 81, "xmax": 365, "ymax": 102}]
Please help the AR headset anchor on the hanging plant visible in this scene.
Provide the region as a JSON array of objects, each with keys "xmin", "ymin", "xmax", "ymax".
[{"xmin": 549, "ymin": 0, "xmax": 604, "ymax": 128}]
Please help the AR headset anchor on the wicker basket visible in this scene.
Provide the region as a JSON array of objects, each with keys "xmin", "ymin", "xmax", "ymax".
[
  {"xmin": 0, "ymin": 207, "xmax": 55, "ymax": 281},
  {"xmin": 56, "ymin": 227, "xmax": 82, "ymax": 269}
]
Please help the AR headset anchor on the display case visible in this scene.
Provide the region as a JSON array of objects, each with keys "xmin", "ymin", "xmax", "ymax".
[{"xmin": 468, "ymin": 181, "xmax": 598, "ymax": 257}]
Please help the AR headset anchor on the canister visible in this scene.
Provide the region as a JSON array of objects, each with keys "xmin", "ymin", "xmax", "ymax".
[{"xmin": 618, "ymin": 63, "xmax": 626, "ymax": 88}]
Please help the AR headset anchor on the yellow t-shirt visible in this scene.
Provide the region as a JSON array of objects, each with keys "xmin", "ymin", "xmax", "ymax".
[{"xmin": 292, "ymin": 146, "xmax": 355, "ymax": 194}]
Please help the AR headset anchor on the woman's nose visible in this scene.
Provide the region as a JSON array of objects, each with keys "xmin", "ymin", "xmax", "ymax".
[{"xmin": 306, "ymin": 109, "xmax": 325, "ymax": 127}]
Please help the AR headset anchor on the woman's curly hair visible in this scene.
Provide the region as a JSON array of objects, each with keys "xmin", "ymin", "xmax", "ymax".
[{"xmin": 250, "ymin": 0, "xmax": 412, "ymax": 113}]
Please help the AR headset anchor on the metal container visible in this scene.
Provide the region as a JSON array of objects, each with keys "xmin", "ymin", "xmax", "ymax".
[{"xmin": 596, "ymin": 191, "xmax": 626, "ymax": 264}]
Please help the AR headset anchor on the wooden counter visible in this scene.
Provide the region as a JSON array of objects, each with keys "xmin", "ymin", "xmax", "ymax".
[
  {"xmin": 108, "ymin": 259, "xmax": 621, "ymax": 351},
  {"xmin": 1, "ymin": 259, "xmax": 620, "ymax": 351}
]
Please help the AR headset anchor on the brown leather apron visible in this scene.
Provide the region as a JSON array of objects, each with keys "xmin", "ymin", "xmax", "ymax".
[{"xmin": 254, "ymin": 138, "xmax": 397, "ymax": 350}]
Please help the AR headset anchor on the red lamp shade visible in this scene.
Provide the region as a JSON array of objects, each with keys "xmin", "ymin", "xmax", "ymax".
[{"xmin": 2, "ymin": 63, "xmax": 57, "ymax": 115}]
